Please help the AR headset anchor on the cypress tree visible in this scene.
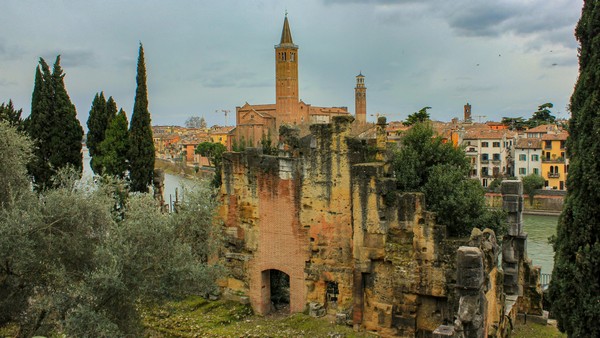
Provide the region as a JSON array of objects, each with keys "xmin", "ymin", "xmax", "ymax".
[
  {"xmin": 99, "ymin": 109, "xmax": 129, "ymax": 178},
  {"xmin": 0, "ymin": 99, "xmax": 23, "ymax": 128},
  {"xmin": 26, "ymin": 56, "xmax": 83, "ymax": 190},
  {"xmin": 549, "ymin": 1, "xmax": 600, "ymax": 336},
  {"xmin": 86, "ymin": 92, "xmax": 107, "ymax": 173},
  {"xmin": 87, "ymin": 94, "xmax": 118, "ymax": 174},
  {"xmin": 128, "ymin": 43, "xmax": 155, "ymax": 193}
]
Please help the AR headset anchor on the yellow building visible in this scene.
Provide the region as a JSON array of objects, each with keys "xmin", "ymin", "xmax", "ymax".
[
  {"xmin": 209, "ymin": 126, "xmax": 234, "ymax": 149},
  {"xmin": 541, "ymin": 130, "xmax": 568, "ymax": 190}
]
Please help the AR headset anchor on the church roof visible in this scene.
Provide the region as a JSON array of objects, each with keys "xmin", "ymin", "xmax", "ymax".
[{"xmin": 277, "ymin": 15, "xmax": 297, "ymax": 48}]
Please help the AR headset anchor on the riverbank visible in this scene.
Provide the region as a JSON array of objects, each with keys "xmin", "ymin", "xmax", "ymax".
[
  {"xmin": 486, "ymin": 191, "xmax": 564, "ymax": 216},
  {"xmin": 154, "ymin": 158, "xmax": 212, "ymax": 181}
]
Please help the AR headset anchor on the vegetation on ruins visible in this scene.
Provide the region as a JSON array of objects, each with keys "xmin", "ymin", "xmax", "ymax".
[
  {"xmin": 128, "ymin": 43, "xmax": 155, "ymax": 193},
  {"xmin": 392, "ymin": 122, "xmax": 505, "ymax": 237},
  {"xmin": 522, "ymin": 174, "xmax": 545, "ymax": 206},
  {"xmin": 98, "ymin": 109, "xmax": 130, "ymax": 178},
  {"xmin": 25, "ymin": 56, "xmax": 84, "ymax": 190},
  {"xmin": 403, "ymin": 106, "xmax": 431, "ymax": 126},
  {"xmin": 549, "ymin": 1, "xmax": 600, "ymax": 336},
  {"xmin": 0, "ymin": 122, "xmax": 223, "ymax": 337},
  {"xmin": 0, "ymin": 100, "xmax": 23, "ymax": 128},
  {"xmin": 195, "ymin": 141, "xmax": 227, "ymax": 187}
]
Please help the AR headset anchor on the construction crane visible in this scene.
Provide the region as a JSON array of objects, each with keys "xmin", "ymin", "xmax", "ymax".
[{"xmin": 215, "ymin": 109, "xmax": 231, "ymax": 126}]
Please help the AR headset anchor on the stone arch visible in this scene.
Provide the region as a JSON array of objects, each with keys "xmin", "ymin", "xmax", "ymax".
[{"xmin": 258, "ymin": 268, "xmax": 292, "ymax": 315}]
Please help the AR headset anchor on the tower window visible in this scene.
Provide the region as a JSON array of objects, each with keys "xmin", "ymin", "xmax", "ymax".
[{"xmin": 291, "ymin": 52, "xmax": 295, "ymax": 61}]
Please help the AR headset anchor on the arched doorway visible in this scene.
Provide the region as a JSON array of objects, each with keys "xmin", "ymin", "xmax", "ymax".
[{"xmin": 261, "ymin": 269, "xmax": 290, "ymax": 314}]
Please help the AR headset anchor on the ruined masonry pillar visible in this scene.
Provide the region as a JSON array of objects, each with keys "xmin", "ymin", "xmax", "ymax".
[
  {"xmin": 375, "ymin": 116, "xmax": 387, "ymax": 161},
  {"xmin": 454, "ymin": 246, "xmax": 486, "ymax": 338},
  {"xmin": 501, "ymin": 180, "xmax": 526, "ymax": 296}
]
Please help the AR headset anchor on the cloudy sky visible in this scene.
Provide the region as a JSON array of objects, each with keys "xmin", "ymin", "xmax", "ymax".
[{"xmin": 0, "ymin": 0, "xmax": 583, "ymax": 129}]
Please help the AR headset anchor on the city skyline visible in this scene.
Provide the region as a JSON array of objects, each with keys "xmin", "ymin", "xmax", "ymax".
[{"xmin": 0, "ymin": 0, "xmax": 583, "ymax": 129}]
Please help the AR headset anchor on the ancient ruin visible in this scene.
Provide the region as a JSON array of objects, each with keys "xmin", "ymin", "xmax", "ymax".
[{"xmin": 218, "ymin": 116, "xmax": 543, "ymax": 337}]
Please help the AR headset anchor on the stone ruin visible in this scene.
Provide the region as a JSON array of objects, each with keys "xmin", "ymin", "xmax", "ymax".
[{"xmin": 218, "ymin": 116, "xmax": 543, "ymax": 337}]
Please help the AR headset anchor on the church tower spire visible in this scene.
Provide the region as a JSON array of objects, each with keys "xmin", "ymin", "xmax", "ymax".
[
  {"xmin": 275, "ymin": 14, "xmax": 299, "ymax": 126},
  {"xmin": 355, "ymin": 72, "xmax": 367, "ymax": 123}
]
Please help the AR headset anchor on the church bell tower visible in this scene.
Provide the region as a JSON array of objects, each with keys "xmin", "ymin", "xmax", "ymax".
[
  {"xmin": 355, "ymin": 72, "xmax": 367, "ymax": 123},
  {"xmin": 275, "ymin": 14, "xmax": 299, "ymax": 125}
]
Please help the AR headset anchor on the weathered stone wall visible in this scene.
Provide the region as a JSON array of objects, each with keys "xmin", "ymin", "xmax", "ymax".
[{"xmin": 219, "ymin": 117, "xmax": 543, "ymax": 337}]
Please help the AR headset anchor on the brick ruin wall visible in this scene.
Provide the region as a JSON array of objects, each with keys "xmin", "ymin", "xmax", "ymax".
[{"xmin": 218, "ymin": 116, "xmax": 542, "ymax": 337}]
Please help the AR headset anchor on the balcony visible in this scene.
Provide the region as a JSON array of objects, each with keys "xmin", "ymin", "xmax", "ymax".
[
  {"xmin": 547, "ymin": 172, "xmax": 560, "ymax": 179},
  {"xmin": 542, "ymin": 157, "xmax": 565, "ymax": 163},
  {"xmin": 480, "ymin": 159, "xmax": 490, "ymax": 164},
  {"xmin": 465, "ymin": 147, "xmax": 478, "ymax": 154}
]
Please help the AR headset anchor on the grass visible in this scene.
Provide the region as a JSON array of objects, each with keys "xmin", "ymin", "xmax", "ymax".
[
  {"xmin": 512, "ymin": 320, "xmax": 566, "ymax": 338},
  {"xmin": 142, "ymin": 296, "xmax": 375, "ymax": 338}
]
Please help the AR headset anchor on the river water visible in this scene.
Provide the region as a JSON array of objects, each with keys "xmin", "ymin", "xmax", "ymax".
[
  {"xmin": 83, "ymin": 148, "xmax": 557, "ymax": 273},
  {"xmin": 522, "ymin": 214, "xmax": 558, "ymax": 274}
]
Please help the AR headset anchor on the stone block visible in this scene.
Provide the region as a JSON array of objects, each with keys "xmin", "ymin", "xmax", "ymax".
[
  {"xmin": 336, "ymin": 312, "xmax": 348, "ymax": 325},
  {"xmin": 501, "ymin": 180, "xmax": 523, "ymax": 195},
  {"xmin": 308, "ymin": 302, "xmax": 326, "ymax": 317},
  {"xmin": 457, "ymin": 247, "xmax": 484, "ymax": 289},
  {"xmin": 433, "ymin": 325, "xmax": 455, "ymax": 337}
]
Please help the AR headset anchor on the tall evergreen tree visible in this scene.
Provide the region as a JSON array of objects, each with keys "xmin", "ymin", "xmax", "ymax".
[
  {"xmin": 549, "ymin": 1, "xmax": 600, "ymax": 336},
  {"xmin": 86, "ymin": 93, "xmax": 118, "ymax": 174},
  {"xmin": 26, "ymin": 56, "xmax": 83, "ymax": 189},
  {"xmin": 0, "ymin": 99, "xmax": 23, "ymax": 128},
  {"xmin": 98, "ymin": 109, "xmax": 129, "ymax": 178},
  {"xmin": 86, "ymin": 92, "xmax": 107, "ymax": 173},
  {"xmin": 128, "ymin": 43, "xmax": 155, "ymax": 193}
]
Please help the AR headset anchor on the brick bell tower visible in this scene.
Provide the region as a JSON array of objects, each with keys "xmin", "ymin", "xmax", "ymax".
[
  {"xmin": 355, "ymin": 72, "xmax": 367, "ymax": 123},
  {"xmin": 275, "ymin": 14, "xmax": 299, "ymax": 126}
]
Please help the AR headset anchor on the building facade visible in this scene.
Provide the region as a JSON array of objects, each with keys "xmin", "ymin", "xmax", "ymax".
[
  {"xmin": 514, "ymin": 138, "xmax": 542, "ymax": 178},
  {"xmin": 232, "ymin": 15, "xmax": 365, "ymax": 148}
]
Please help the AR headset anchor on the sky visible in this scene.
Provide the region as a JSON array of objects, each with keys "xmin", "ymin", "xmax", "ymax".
[{"xmin": 0, "ymin": 0, "xmax": 583, "ymax": 129}]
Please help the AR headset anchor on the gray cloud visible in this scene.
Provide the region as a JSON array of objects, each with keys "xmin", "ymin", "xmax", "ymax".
[{"xmin": 0, "ymin": 40, "xmax": 24, "ymax": 61}]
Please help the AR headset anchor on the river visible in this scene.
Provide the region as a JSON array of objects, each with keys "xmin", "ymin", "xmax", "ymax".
[
  {"xmin": 522, "ymin": 214, "xmax": 558, "ymax": 274},
  {"xmin": 83, "ymin": 148, "xmax": 557, "ymax": 273},
  {"xmin": 82, "ymin": 147, "xmax": 197, "ymax": 211}
]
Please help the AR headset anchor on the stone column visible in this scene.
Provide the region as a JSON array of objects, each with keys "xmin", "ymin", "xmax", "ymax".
[
  {"xmin": 501, "ymin": 180, "xmax": 526, "ymax": 296},
  {"xmin": 454, "ymin": 246, "xmax": 486, "ymax": 338}
]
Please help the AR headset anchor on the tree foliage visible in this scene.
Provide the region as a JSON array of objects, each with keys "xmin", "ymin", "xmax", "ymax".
[
  {"xmin": 0, "ymin": 100, "xmax": 23, "ymax": 128},
  {"xmin": 549, "ymin": 1, "xmax": 600, "ymax": 336},
  {"xmin": 392, "ymin": 123, "xmax": 505, "ymax": 237},
  {"xmin": 501, "ymin": 117, "xmax": 528, "ymax": 131},
  {"xmin": 25, "ymin": 56, "xmax": 84, "ymax": 190},
  {"xmin": 98, "ymin": 109, "xmax": 130, "ymax": 178},
  {"xmin": 0, "ymin": 123, "xmax": 223, "ymax": 336},
  {"xmin": 185, "ymin": 116, "xmax": 207, "ymax": 129},
  {"xmin": 196, "ymin": 141, "xmax": 227, "ymax": 188},
  {"xmin": 529, "ymin": 102, "xmax": 556, "ymax": 127},
  {"xmin": 522, "ymin": 174, "xmax": 545, "ymax": 206},
  {"xmin": 0, "ymin": 121, "xmax": 32, "ymax": 207},
  {"xmin": 128, "ymin": 44, "xmax": 155, "ymax": 193},
  {"xmin": 86, "ymin": 92, "xmax": 120, "ymax": 175},
  {"xmin": 404, "ymin": 106, "xmax": 431, "ymax": 126}
]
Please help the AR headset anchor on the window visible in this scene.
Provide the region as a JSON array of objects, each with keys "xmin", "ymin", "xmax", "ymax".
[
  {"xmin": 482, "ymin": 153, "xmax": 489, "ymax": 161},
  {"xmin": 519, "ymin": 168, "xmax": 526, "ymax": 175},
  {"xmin": 533, "ymin": 168, "xmax": 539, "ymax": 175},
  {"xmin": 291, "ymin": 52, "xmax": 295, "ymax": 61},
  {"xmin": 493, "ymin": 141, "xmax": 500, "ymax": 147},
  {"xmin": 545, "ymin": 140, "xmax": 552, "ymax": 149},
  {"xmin": 326, "ymin": 281, "xmax": 339, "ymax": 305},
  {"xmin": 482, "ymin": 178, "xmax": 488, "ymax": 187},
  {"xmin": 482, "ymin": 167, "xmax": 489, "ymax": 177},
  {"xmin": 560, "ymin": 140, "xmax": 565, "ymax": 149},
  {"xmin": 560, "ymin": 152, "xmax": 565, "ymax": 159},
  {"xmin": 481, "ymin": 142, "xmax": 489, "ymax": 147},
  {"xmin": 493, "ymin": 153, "xmax": 501, "ymax": 161},
  {"xmin": 532, "ymin": 154, "xmax": 539, "ymax": 161},
  {"xmin": 519, "ymin": 154, "xmax": 526, "ymax": 161}
]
